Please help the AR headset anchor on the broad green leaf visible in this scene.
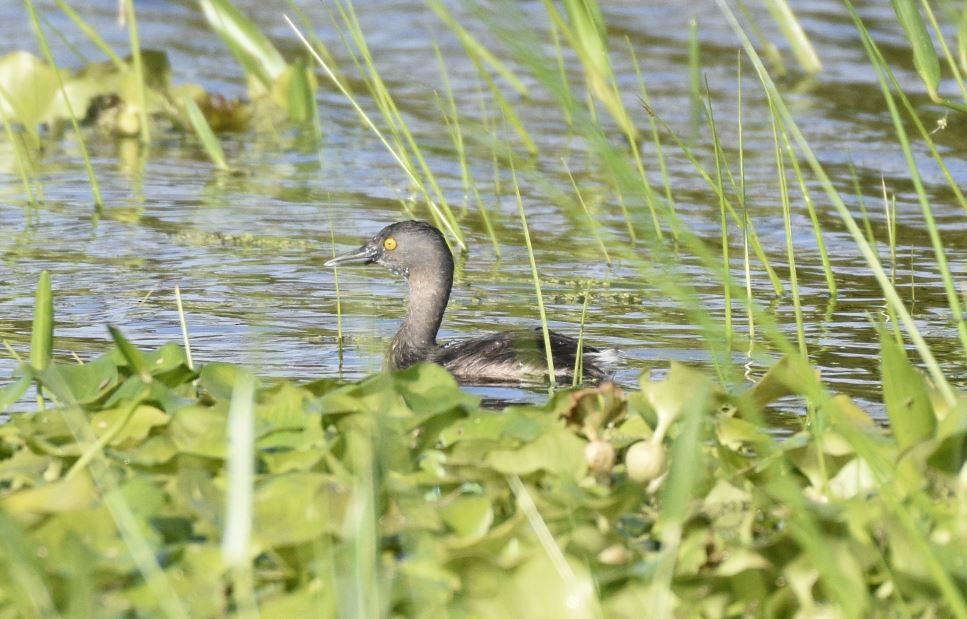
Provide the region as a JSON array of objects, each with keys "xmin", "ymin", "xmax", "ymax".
[
  {"xmin": 91, "ymin": 404, "xmax": 168, "ymax": 447},
  {"xmin": 891, "ymin": 0, "xmax": 941, "ymax": 100},
  {"xmin": 440, "ymin": 495, "xmax": 493, "ymax": 540},
  {"xmin": 0, "ymin": 448, "xmax": 51, "ymax": 488},
  {"xmin": 486, "ymin": 425, "xmax": 586, "ymax": 478},
  {"xmin": 169, "ymin": 404, "xmax": 227, "ymax": 459},
  {"xmin": 200, "ymin": 363, "xmax": 259, "ymax": 401},
  {"xmin": 880, "ymin": 330, "xmax": 936, "ymax": 451},
  {"xmin": 42, "ymin": 355, "xmax": 119, "ymax": 405},
  {"xmin": 0, "ymin": 52, "xmax": 59, "ymax": 134},
  {"xmin": 251, "ymin": 473, "xmax": 346, "ymax": 550},
  {"xmin": 0, "ymin": 471, "xmax": 97, "ymax": 526}
]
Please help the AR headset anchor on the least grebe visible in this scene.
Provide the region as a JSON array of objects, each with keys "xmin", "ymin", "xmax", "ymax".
[{"xmin": 325, "ymin": 220, "xmax": 617, "ymax": 385}]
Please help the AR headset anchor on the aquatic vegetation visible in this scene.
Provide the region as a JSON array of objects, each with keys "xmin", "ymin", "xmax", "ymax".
[
  {"xmin": 1, "ymin": 0, "xmax": 967, "ymax": 615},
  {"xmin": 0, "ymin": 277, "xmax": 965, "ymax": 616}
]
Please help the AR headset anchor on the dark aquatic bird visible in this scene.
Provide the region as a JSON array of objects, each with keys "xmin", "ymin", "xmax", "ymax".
[{"xmin": 325, "ymin": 220, "xmax": 617, "ymax": 385}]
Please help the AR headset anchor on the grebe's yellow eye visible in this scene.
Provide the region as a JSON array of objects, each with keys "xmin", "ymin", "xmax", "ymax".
[{"xmin": 383, "ymin": 237, "xmax": 397, "ymax": 250}]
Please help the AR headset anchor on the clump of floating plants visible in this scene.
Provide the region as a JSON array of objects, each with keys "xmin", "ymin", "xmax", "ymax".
[{"xmin": 0, "ymin": 274, "xmax": 964, "ymax": 616}]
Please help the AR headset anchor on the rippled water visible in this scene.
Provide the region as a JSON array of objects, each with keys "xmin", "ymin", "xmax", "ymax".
[{"xmin": 2, "ymin": 1, "xmax": 965, "ymax": 418}]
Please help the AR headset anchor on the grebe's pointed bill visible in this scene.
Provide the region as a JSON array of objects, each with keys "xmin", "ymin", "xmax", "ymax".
[{"xmin": 325, "ymin": 243, "xmax": 378, "ymax": 267}]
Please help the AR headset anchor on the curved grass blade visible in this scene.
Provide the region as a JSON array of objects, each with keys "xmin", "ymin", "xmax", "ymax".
[
  {"xmin": 198, "ymin": 0, "xmax": 286, "ymax": 88},
  {"xmin": 892, "ymin": 0, "xmax": 941, "ymax": 100}
]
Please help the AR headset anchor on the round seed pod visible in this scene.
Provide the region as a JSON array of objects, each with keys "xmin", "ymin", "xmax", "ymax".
[
  {"xmin": 626, "ymin": 440, "xmax": 667, "ymax": 483},
  {"xmin": 585, "ymin": 439, "xmax": 616, "ymax": 475}
]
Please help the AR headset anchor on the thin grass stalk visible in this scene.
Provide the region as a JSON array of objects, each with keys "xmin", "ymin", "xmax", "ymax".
[
  {"xmin": 847, "ymin": 163, "xmax": 877, "ymax": 246},
  {"xmin": 920, "ymin": 0, "xmax": 967, "ymax": 101},
  {"xmin": 644, "ymin": 105, "xmax": 786, "ymax": 296},
  {"xmin": 425, "ymin": 0, "xmax": 528, "ymax": 96},
  {"xmin": 284, "ymin": 14, "xmax": 466, "ymax": 251},
  {"xmin": 331, "ymin": 1, "xmax": 470, "ymax": 237},
  {"xmin": 688, "ymin": 17, "xmax": 702, "ymax": 139},
  {"xmin": 847, "ymin": 3, "xmax": 967, "ymax": 363},
  {"xmin": 508, "ymin": 475, "xmax": 594, "ymax": 610},
  {"xmin": 51, "ymin": 0, "xmax": 125, "ymax": 70},
  {"xmin": 736, "ymin": 54, "xmax": 755, "ymax": 346},
  {"xmin": 223, "ymin": 372, "xmax": 257, "ymax": 619},
  {"xmin": 549, "ymin": 20, "xmax": 574, "ymax": 127},
  {"xmin": 705, "ymin": 96, "xmax": 732, "ymax": 354},
  {"xmin": 24, "ymin": 0, "xmax": 103, "ymax": 209},
  {"xmin": 562, "ymin": 159, "xmax": 610, "ymax": 265},
  {"xmin": 30, "ymin": 270, "xmax": 52, "ymax": 409},
  {"xmin": 770, "ymin": 110, "xmax": 807, "ymax": 357},
  {"xmin": 174, "ymin": 285, "xmax": 194, "ymax": 371},
  {"xmin": 882, "ymin": 178, "xmax": 897, "ymax": 286},
  {"xmin": 182, "ymin": 96, "xmax": 228, "ymax": 170},
  {"xmin": 510, "ymin": 156, "xmax": 555, "ymax": 384},
  {"xmin": 329, "ymin": 223, "xmax": 344, "ymax": 359},
  {"xmin": 572, "ymin": 287, "xmax": 591, "ymax": 386},
  {"xmin": 717, "ymin": 0, "xmax": 955, "ymax": 405},
  {"xmin": 122, "ymin": 0, "xmax": 150, "ymax": 144},
  {"xmin": 0, "ymin": 106, "xmax": 37, "ymax": 204},
  {"xmin": 628, "ymin": 42, "xmax": 678, "ymax": 239},
  {"xmin": 780, "ymin": 128, "xmax": 837, "ymax": 297}
]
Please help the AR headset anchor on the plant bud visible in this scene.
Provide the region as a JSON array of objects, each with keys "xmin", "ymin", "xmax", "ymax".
[
  {"xmin": 626, "ymin": 440, "xmax": 667, "ymax": 483},
  {"xmin": 585, "ymin": 439, "xmax": 616, "ymax": 474}
]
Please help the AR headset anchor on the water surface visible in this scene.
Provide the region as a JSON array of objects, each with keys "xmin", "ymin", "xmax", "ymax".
[{"xmin": 1, "ymin": 0, "xmax": 965, "ymax": 420}]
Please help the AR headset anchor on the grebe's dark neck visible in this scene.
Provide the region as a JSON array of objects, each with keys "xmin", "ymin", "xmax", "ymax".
[{"xmin": 390, "ymin": 255, "xmax": 453, "ymax": 368}]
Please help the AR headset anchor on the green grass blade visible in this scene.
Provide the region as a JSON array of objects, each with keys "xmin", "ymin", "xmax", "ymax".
[
  {"xmin": 30, "ymin": 270, "xmax": 53, "ymax": 373},
  {"xmin": 181, "ymin": 96, "xmax": 229, "ymax": 171},
  {"xmin": 24, "ymin": 0, "xmax": 102, "ymax": 210},
  {"xmin": 51, "ymin": 0, "xmax": 124, "ymax": 70},
  {"xmin": 892, "ymin": 0, "xmax": 942, "ymax": 100},
  {"xmin": 121, "ymin": 0, "xmax": 150, "ymax": 144},
  {"xmin": 510, "ymin": 155, "xmax": 555, "ymax": 384},
  {"xmin": 426, "ymin": 0, "xmax": 528, "ymax": 96},
  {"xmin": 198, "ymin": 0, "xmax": 286, "ymax": 87},
  {"xmin": 763, "ymin": 0, "xmax": 822, "ymax": 73},
  {"xmin": 717, "ymin": 0, "xmax": 956, "ymax": 405}
]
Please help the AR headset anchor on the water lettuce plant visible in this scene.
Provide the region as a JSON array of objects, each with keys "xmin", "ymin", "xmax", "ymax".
[
  {"xmin": 1, "ymin": 278, "xmax": 966, "ymax": 616},
  {"xmin": 2, "ymin": 0, "xmax": 967, "ymax": 616}
]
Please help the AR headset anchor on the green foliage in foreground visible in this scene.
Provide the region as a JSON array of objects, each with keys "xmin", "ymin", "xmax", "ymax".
[{"xmin": 0, "ymin": 334, "xmax": 965, "ymax": 617}]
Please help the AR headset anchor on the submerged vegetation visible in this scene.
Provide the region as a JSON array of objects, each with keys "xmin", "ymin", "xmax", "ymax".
[{"xmin": 1, "ymin": 0, "xmax": 967, "ymax": 616}]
